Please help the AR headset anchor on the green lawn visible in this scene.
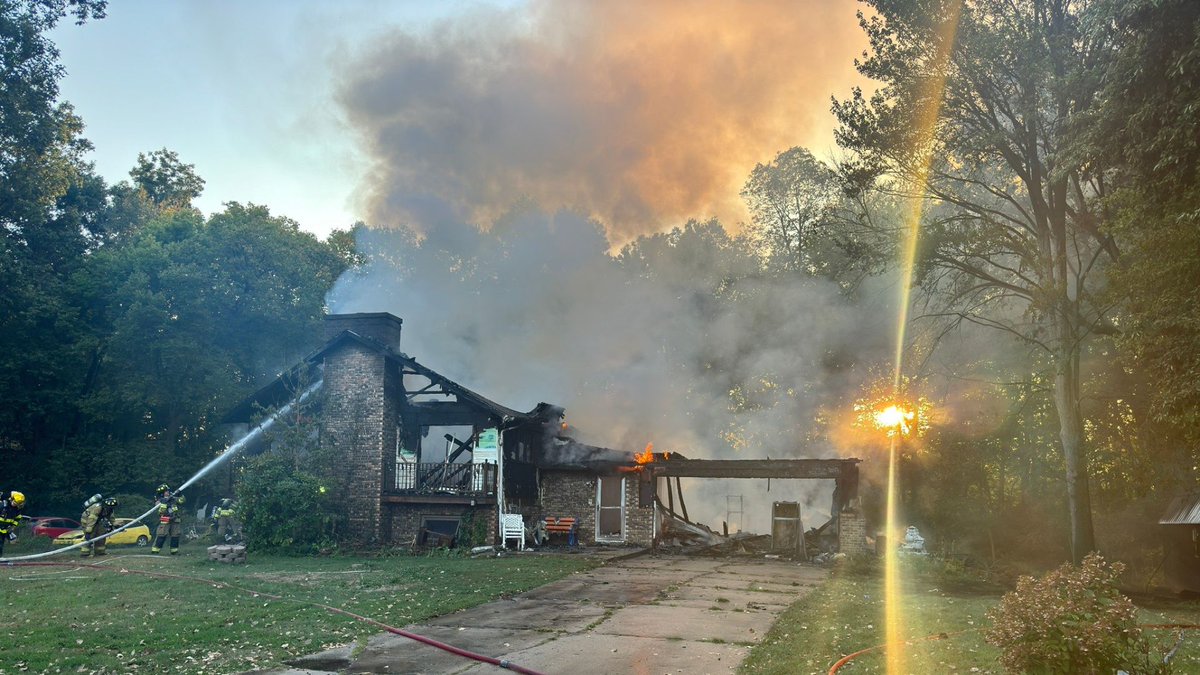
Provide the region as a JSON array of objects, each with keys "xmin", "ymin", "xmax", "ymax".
[
  {"xmin": 0, "ymin": 540, "xmax": 595, "ymax": 674},
  {"xmin": 741, "ymin": 557, "xmax": 1200, "ymax": 674}
]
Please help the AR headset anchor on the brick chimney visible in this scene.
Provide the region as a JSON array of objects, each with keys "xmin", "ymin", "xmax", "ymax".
[
  {"xmin": 320, "ymin": 312, "xmax": 404, "ymax": 545},
  {"xmin": 323, "ymin": 312, "xmax": 403, "ymax": 352}
]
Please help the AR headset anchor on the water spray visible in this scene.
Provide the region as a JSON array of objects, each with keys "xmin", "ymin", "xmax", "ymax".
[{"xmin": 1, "ymin": 380, "xmax": 323, "ymax": 563}]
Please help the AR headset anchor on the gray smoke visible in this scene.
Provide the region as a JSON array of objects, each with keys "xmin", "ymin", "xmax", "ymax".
[
  {"xmin": 327, "ymin": 206, "xmax": 897, "ymax": 529},
  {"xmin": 326, "ymin": 0, "xmax": 896, "ymax": 531}
]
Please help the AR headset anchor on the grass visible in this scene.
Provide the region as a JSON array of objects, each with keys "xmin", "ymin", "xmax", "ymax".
[
  {"xmin": 0, "ymin": 538, "xmax": 595, "ymax": 674},
  {"xmin": 740, "ymin": 556, "xmax": 1200, "ymax": 675}
]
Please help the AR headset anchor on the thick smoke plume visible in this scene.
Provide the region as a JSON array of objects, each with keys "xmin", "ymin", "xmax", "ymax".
[
  {"xmin": 327, "ymin": 209, "xmax": 897, "ymax": 528},
  {"xmin": 328, "ymin": 0, "xmax": 896, "ymax": 529},
  {"xmin": 337, "ymin": 0, "xmax": 866, "ymax": 244}
]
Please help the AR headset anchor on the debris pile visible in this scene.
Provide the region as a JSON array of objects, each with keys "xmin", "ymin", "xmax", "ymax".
[
  {"xmin": 657, "ymin": 514, "xmax": 775, "ymax": 556},
  {"xmin": 658, "ymin": 514, "xmax": 724, "ymax": 548},
  {"xmin": 655, "ymin": 498, "xmax": 850, "ymax": 561}
]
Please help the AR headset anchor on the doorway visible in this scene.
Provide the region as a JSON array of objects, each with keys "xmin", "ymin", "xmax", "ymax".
[{"xmin": 595, "ymin": 476, "xmax": 626, "ymax": 542}]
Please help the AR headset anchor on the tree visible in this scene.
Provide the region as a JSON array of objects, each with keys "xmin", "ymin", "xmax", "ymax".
[
  {"xmin": 0, "ymin": 0, "xmax": 107, "ymax": 501},
  {"xmin": 129, "ymin": 147, "xmax": 205, "ymax": 209},
  {"xmin": 741, "ymin": 148, "xmax": 841, "ymax": 275},
  {"xmin": 1088, "ymin": 0, "xmax": 1200, "ymax": 451},
  {"xmin": 834, "ymin": 0, "xmax": 1118, "ymax": 562},
  {"xmin": 72, "ymin": 202, "xmax": 349, "ymax": 494}
]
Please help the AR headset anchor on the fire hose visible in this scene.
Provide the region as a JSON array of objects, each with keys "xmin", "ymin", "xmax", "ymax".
[
  {"xmin": 827, "ymin": 625, "xmax": 1200, "ymax": 674},
  {"xmin": 5, "ymin": 559, "xmax": 546, "ymax": 675},
  {"xmin": 0, "ymin": 380, "xmax": 322, "ymax": 564}
]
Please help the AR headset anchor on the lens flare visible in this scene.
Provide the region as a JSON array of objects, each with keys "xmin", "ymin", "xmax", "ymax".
[
  {"xmin": 874, "ymin": 405, "xmax": 914, "ymax": 434},
  {"xmin": 883, "ymin": 3, "xmax": 964, "ymax": 673}
]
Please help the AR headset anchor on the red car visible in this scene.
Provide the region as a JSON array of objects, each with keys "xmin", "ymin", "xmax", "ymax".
[{"xmin": 31, "ymin": 517, "xmax": 82, "ymax": 539}]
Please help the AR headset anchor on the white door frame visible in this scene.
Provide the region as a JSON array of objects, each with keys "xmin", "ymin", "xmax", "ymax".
[{"xmin": 595, "ymin": 476, "xmax": 626, "ymax": 542}]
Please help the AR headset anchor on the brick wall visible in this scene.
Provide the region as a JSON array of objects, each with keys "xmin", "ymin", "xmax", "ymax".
[
  {"xmin": 838, "ymin": 508, "xmax": 869, "ymax": 556},
  {"xmin": 624, "ymin": 476, "xmax": 655, "ymax": 546},
  {"xmin": 321, "ymin": 342, "xmax": 386, "ymax": 545},
  {"xmin": 385, "ymin": 503, "xmax": 497, "ymax": 547},
  {"xmin": 536, "ymin": 471, "xmax": 596, "ymax": 543},
  {"xmin": 535, "ymin": 471, "xmax": 655, "ymax": 546},
  {"xmin": 324, "ymin": 313, "xmax": 403, "ymax": 351}
]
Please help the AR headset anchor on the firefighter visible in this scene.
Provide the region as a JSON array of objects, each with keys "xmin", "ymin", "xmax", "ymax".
[
  {"xmin": 214, "ymin": 498, "xmax": 241, "ymax": 543},
  {"xmin": 80, "ymin": 496, "xmax": 118, "ymax": 557},
  {"xmin": 151, "ymin": 484, "xmax": 185, "ymax": 554},
  {"xmin": 0, "ymin": 490, "xmax": 26, "ymax": 556}
]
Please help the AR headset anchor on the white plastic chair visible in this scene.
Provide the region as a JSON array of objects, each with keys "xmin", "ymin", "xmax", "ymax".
[{"xmin": 501, "ymin": 513, "xmax": 525, "ymax": 550}]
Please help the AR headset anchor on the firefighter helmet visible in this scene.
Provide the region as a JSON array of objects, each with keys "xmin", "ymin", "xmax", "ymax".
[
  {"xmin": 156, "ymin": 484, "xmax": 170, "ymax": 494},
  {"xmin": 103, "ymin": 497, "xmax": 118, "ymax": 508},
  {"xmin": 9, "ymin": 491, "xmax": 25, "ymax": 508}
]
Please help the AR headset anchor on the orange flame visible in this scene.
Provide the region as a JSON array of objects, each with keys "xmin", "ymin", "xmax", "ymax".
[{"xmin": 635, "ymin": 442, "xmax": 655, "ymax": 464}]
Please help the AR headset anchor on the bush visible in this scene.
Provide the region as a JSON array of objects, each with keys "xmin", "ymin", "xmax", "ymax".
[
  {"xmin": 984, "ymin": 553, "xmax": 1167, "ymax": 674},
  {"xmin": 235, "ymin": 452, "xmax": 337, "ymax": 554},
  {"xmin": 457, "ymin": 510, "xmax": 489, "ymax": 548}
]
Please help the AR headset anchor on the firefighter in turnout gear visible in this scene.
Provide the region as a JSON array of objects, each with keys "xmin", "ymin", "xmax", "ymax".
[
  {"xmin": 81, "ymin": 496, "xmax": 118, "ymax": 557},
  {"xmin": 0, "ymin": 490, "xmax": 26, "ymax": 556},
  {"xmin": 151, "ymin": 484, "xmax": 185, "ymax": 554},
  {"xmin": 214, "ymin": 498, "xmax": 241, "ymax": 542}
]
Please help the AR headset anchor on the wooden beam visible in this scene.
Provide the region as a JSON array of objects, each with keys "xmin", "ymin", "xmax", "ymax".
[
  {"xmin": 675, "ymin": 476, "xmax": 689, "ymax": 521},
  {"xmin": 649, "ymin": 458, "xmax": 859, "ymax": 479},
  {"xmin": 407, "ymin": 403, "xmax": 496, "ymax": 427}
]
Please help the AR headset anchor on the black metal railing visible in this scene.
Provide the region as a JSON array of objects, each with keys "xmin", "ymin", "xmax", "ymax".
[{"xmin": 392, "ymin": 462, "xmax": 496, "ymax": 495}]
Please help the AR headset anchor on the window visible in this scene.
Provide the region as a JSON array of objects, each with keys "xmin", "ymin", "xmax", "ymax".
[{"xmin": 418, "ymin": 516, "xmax": 461, "ymax": 547}]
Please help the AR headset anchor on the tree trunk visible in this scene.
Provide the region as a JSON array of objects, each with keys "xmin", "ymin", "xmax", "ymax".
[{"xmin": 1054, "ymin": 344, "xmax": 1095, "ymax": 563}]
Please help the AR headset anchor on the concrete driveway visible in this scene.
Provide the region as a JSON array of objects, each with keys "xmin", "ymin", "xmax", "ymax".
[{"xmin": 265, "ymin": 553, "xmax": 828, "ymax": 675}]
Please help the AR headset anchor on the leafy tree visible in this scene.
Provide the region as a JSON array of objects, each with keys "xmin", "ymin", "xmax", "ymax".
[
  {"xmin": 128, "ymin": 147, "xmax": 205, "ymax": 209},
  {"xmin": 0, "ymin": 0, "xmax": 105, "ymax": 246},
  {"xmin": 835, "ymin": 0, "xmax": 1119, "ymax": 562},
  {"xmin": 73, "ymin": 201, "xmax": 348, "ymax": 495},
  {"xmin": 1088, "ymin": 0, "xmax": 1200, "ymax": 451},
  {"xmin": 740, "ymin": 147, "xmax": 884, "ymax": 289},
  {"xmin": 0, "ymin": 0, "xmax": 107, "ymax": 504}
]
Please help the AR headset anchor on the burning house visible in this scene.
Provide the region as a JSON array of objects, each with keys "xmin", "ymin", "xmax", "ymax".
[{"xmin": 223, "ymin": 312, "xmax": 866, "ymax": 553}]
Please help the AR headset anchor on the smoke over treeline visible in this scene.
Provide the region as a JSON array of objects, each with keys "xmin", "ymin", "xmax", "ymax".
[
  {"xmin": 328, "ymin": 0, "xmax": 885, "ymax": 528},
  {"xmin": 327, "ymin": 209, "xmax": 897, "ymax": 525},
  {"xmin": 330, "ymin": 211, "xmax": 895, "ymax": 455},
  {"xmin": 337, "ymin": 0, "xmax": 866, "ymax": 244}
]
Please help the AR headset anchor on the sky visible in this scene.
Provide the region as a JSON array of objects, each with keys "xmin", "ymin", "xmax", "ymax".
[
  {"xmin": 50, "ymin": 1, "xmax": 893, "ymax": 529},
  {"xmin": 51, "ymin": 0, "xmax": 868, "ymax": 242},
  {"xmin": 51, "ymin": 0, "xmax": 506, "ymax": 238}
]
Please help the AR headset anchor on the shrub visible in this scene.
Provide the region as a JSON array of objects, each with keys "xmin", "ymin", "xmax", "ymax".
[
  {"xmin": 984, "ymin": 552, "xmax": 1167, "ymax": 674},
  {"xmin": 235, "ymin": 452, "xmax": 337, "ymax": 554},
  {"xmin": 457, "ymin": 510, "xmax": 489, "ymax": 548}
]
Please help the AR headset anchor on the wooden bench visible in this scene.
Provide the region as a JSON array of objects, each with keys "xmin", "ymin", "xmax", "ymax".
[{"xmin": 544, "ymin": 517, "xmax": 578, "ymax": 546}]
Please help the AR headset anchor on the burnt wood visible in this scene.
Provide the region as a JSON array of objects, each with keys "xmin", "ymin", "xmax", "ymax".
[
  {"xmin": 382, "ymin": 494, "xmax": 497, "ymax": 505},
  {"xmin": 648, "ymin": 458, "xmax": 860, "ymax": 479}
]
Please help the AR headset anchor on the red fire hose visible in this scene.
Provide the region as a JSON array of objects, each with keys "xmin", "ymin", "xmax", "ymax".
[
  {"xmin": 827, "ymin": 630, "xmax": 972, "ymax": 674},
  {"xmin": 6, "ymin": 560, "xmax": 545, "ymax": 675}
]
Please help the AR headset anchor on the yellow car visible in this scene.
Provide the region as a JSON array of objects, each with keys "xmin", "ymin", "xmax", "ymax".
[{"xmin": 53, "ymin": 518, "xmax": 152, "ymax": 547}]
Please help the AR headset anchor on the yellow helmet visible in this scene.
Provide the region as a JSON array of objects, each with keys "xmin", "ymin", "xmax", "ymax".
[{"xmin": 9, "ymin": 491, "xmax": 25, "ymax": 508}]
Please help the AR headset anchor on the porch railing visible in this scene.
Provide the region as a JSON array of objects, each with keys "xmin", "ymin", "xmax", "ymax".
[{"xmin": 392, "ymin": 461, "xmax": 496, "ymax": 495}]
